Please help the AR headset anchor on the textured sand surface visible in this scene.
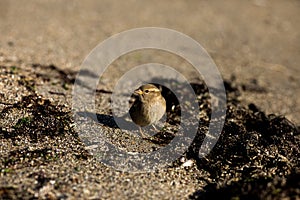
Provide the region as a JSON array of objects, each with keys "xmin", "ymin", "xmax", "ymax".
[{"xmin": 0, "ymin": 1, "xmax": 299, "ymax": 199}]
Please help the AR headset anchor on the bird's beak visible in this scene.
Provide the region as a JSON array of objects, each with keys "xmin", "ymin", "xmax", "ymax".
[{"xmin": 134, "ymin": 89, "xmax": 143, "ymax": 95}]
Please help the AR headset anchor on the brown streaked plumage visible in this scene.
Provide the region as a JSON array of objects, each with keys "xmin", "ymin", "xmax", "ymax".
[{"xmin": 129, "ymin": 84, "xmax": 166, "ymax": 127}]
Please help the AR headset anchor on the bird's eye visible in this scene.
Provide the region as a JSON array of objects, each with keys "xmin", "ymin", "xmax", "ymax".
[{"xmin": 144, "ymin": 90, "xmax": 149, "ymax": 93}]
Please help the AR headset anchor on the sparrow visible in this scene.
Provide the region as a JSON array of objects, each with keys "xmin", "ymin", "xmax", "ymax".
[{"xmin": 129, "ymin": 84, "xmax": 166, "ymax": 131}]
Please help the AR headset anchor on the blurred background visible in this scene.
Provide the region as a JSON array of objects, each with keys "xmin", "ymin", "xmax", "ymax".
[{"xmin": 0, "ymin": 0, "xmax": 299, "ymax": 124}]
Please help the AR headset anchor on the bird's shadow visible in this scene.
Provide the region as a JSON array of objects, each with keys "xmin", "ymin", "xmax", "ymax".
[
  {"xmin": 76, "ymin": 111, "xmax": 176, "ymax": 145},
  {"xmin": 76, "ymin": 111, "xmax": 137, "ymax": 131}
]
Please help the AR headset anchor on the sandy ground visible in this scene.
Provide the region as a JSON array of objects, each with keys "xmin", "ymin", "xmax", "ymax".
[
  {"xmin": 0, "ymin": 0, "xmax": 299, "ymax": 199},
  {"xmin": 1, "ymin": 0, "xmax": 299, "ymax": 124}
]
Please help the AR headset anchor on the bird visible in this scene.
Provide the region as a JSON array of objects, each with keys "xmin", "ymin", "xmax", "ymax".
[{"xmin": 129, "ymin": 84, "xmax": 166, "ymax": 136}]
